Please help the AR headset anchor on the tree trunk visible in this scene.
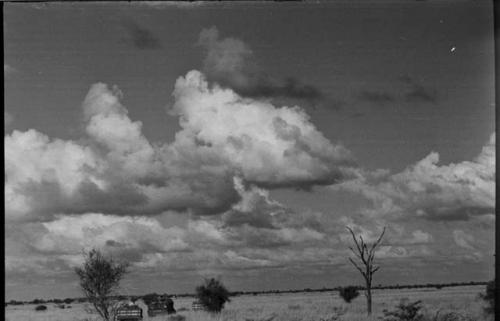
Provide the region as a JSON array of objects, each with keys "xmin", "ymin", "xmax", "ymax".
[{"xmin": 366, "ymin": 283, "xmax": 372, "ymax": 315}]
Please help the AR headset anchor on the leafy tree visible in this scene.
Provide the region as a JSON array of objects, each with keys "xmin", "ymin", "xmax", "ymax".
[
  {"xmin": 480, "ymin": 279, "xmax": 495, "ymax": 315},
  {"xmin": 338, "ymin": 286, "xmax": 360, "ymax": 303},
  {"xmin": 195, "ymin": 278, "xmax": 231, "ymax": 313},
  {"xmin": 74, "ymin": 249, "xmax": 129, "ymax": 321},
  {"xmin": 382, "ymin": 299, "xmax": 424, "ymax": 321},
  {"xmin": 346, "ymin": 226, "xmax": 386, "ymax": 316}
]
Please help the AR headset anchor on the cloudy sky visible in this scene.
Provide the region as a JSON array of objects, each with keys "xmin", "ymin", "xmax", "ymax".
[{"xmin": 4, "ymin": 1, "xmax": 495, "ymax": 301}]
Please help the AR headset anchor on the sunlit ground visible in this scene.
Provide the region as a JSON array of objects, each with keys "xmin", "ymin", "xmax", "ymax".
[{"xmin": 5, "ymin": 285, "xmax": 490, "ymax": 321}]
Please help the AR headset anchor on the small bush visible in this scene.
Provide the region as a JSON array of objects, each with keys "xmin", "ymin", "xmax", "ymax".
[
  {"xmin": 35, "ymin": 305, "xmax": 47, "ymax": 311},
  {"xmin": 195, "ymin": 278, "xmax": 231, "ymax": 313},
  {"xmin": 382, "ymin": 299, "xmax": 424, "ymax": 321},
  {"xmin": 338, "ymin": 286, "xmax": 360, "ymax": 303},
  {"xmin": 63, "ymin": 298, "xmax": 74, "ymax": 304},
  {"xmin": 288, "ymin": 304, "xmax": 301, "ymax": 310}
]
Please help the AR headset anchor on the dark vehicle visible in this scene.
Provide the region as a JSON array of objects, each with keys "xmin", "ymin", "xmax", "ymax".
[
  {"xmin": 114, "ymin": 304, "xmax": 143, "ymax": 321},
  {"xmin": 147, "ymin": 295, "xmax": 176, "ymax": 317}
]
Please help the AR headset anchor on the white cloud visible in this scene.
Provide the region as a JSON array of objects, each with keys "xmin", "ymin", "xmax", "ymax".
[
  {"xmin": 5, "ymin": 129, "xmax": 103, "ymax": 221},
  {"xmin": 334, "ymin": 133, "xmax": 495, "ymax": 221},
  {"xmin": 83, "ymin": 83, "xmax": 157, "ymax": 179},
  {"xmin": 5, "ymin": 71, "xmax": 355, "ymax": 223},
  {"xmin": 21, "ymin": 213, "xmax": 189, "ymax": 265},
  {"xmin": 171, "ymin": 70, "xmax": 355, "ymax": 187}
]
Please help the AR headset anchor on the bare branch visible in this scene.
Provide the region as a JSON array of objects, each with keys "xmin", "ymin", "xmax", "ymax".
[
  {"xmin": 346, "ymin": 226, "xmax": 363, "ymax": 255},
  {"xmin": 347, "ymin": 227, "xmax": 368, "ymax": 264},
  {"xmin": 372, "ymin": 227, "xmax": 386, "ymax": 250},
  {"xmin": 368, "ymin": 227, "xmax": 386, "ymax": 262},
  {"xmin": 348, "ymin": 257, "xmax": 367, "ymax": 279},
  {"xmin": 349, "ymin": 246, "xmax": 363, "ymax": 261}
]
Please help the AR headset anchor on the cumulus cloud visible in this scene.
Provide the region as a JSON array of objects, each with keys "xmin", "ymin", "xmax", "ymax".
[
  {"xmin": 334, "ymin": 133, "xmax": 495, "ymax": 221},
  {"xmin": 5, "ymin": 129, "xmax": 104, "ymax": 221},
  {"xmin": 5, "ymin": 70, "xmax": 355, "ymax": 222},
  {"xmin": 6, "ymin": 200, "xmax": 328, "ymax": 276},
  {"xmin": 6, "ymin": 213, "xmax": 189, "ymax": 274},
  {"xmin": 39, "ymin": 214, "xmax": 188, "ymax": 254},
  {"xmin": 171, "ymin": 70, "xmax": 355, "ymax": 188},
  {"xmin": 198, "ymin": 27, "xmax": 323, "ymax": 103}
]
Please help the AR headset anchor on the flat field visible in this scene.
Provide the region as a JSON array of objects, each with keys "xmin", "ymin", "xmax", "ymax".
[{"xmin": 5, "ymin": 285, "xmax": 491, "ymax": 321}]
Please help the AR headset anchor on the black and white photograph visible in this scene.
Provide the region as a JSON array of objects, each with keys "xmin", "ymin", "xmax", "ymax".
[{"xmin": 4, "ymin": 1, "xmax": 496, "ymax": 321}]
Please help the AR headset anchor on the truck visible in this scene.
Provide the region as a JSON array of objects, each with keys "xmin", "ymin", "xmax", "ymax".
[
  {"xmin": 147, "ymin": 296, "xmax": 176, "ymax": 317},
  {"xmin": 114, "ymin": 304, "xmax": 143, "ymax": 321}
]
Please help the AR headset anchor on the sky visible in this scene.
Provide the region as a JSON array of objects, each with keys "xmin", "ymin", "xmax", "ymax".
[{"xmin": 4, "ymin": 1, "xmax": 495, "ymax": 301}]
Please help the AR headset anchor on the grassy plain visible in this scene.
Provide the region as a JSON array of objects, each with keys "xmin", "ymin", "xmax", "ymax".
[{"xmin": 5, "ymin": 285, "xmax": 490, "ymax": 321}]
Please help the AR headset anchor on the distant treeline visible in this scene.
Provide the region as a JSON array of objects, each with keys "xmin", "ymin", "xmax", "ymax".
[
  {"xmin": 5, "ymin": 280, "xmax": 488, "ymax": 306},
  {"xmin": 228, "ymin": 280, "xmax": 488, "ymax": 296}
]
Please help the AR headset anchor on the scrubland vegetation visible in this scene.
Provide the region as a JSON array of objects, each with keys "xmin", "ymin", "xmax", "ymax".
[{"xmin": 5, "ymin": 285, "xmax": 493, "ymax": 321}]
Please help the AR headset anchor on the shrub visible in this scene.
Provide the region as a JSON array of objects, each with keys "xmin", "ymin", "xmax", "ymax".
[
  {"xmin": 74, "ymin": 249, "xmax": 129, "ymax": 321},
  {"xmin": 338, "ymin": 286, "xmax": 360, "ymax": 303},
  {"xmin": 480, "ymin": 279, "xmax": 495, "ymax": 315},
  {"xmin": 35, "ymin": 305, "xmax": 47, "ymax": 311},
  {"xmin": 63, "ymin": 298, "xmax": 74, "ymax": 304},
  {"xmin": 382, "ymin": 299, "xmax": 424, "ymax": 321},
  {"xmin": 195, "ymin": 278, "xmax": 231, "ymax": 313}
]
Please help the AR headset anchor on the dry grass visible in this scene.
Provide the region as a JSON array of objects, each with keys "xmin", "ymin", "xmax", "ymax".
[{"xmin": 5, "ymin": 285, "xmax": 490, "ymax": 321}]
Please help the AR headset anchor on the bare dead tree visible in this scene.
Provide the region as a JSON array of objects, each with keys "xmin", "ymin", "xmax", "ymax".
[{"xmin": 346, "ymin": 226, "xmax": 386, "ymax": 316}]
